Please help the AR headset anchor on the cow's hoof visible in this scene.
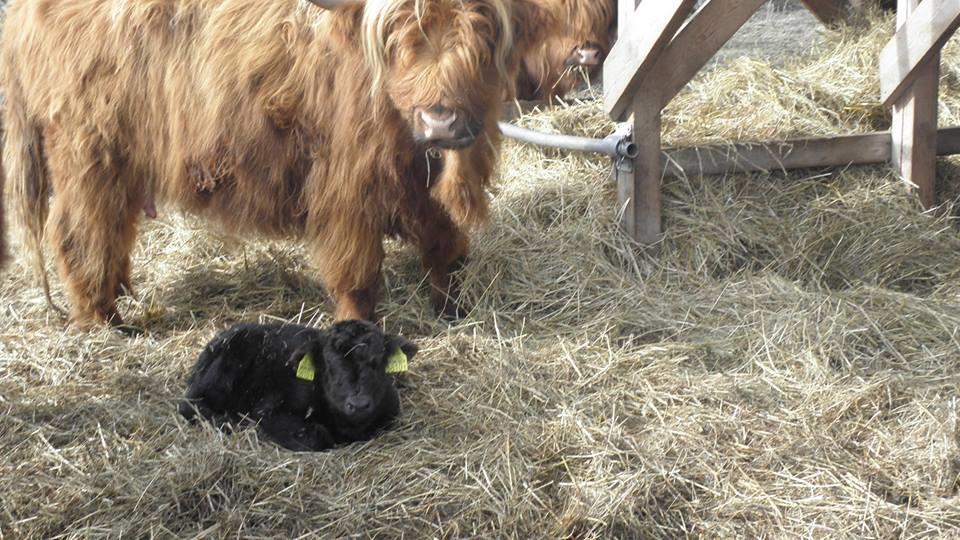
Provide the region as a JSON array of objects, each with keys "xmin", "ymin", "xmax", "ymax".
[
  {"xmin": 433, "ymin": 297, "xmax": 468, "ymax": 321},
  {"xmin": 115, "ymin": 281, "xmax": 136, "ymax": 299},
  {"xmin": 112, "ymin": 322, "xmax": 145, "ymax": 337}
]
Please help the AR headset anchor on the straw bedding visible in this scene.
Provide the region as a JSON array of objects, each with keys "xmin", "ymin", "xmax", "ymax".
[{"xmin": 3, "ymin": 9, "xmax": 960, "ymax": 538}]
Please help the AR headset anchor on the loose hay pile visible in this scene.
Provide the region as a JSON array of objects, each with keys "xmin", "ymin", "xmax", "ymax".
[{"xmin": 4, "ymin": 10, "xmax": 960, "ymax": 538}]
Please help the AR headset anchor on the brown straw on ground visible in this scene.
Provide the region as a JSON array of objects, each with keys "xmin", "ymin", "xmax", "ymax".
[{"xmin": 4, "ymin": 8, "xmax": 960, "ymax": 538}]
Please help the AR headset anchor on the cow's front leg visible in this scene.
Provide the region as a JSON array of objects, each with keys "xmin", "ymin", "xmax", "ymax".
[
  {"xmin": 416, "ymin": 200, "xmax": 470, "ymax": 320},
  {"xmin": 45, "ymin": 129, "xmax": 141, "ymax": 330},
  {"xmin": 398, "ymin": 187, "xmax": 470, "ymax": 319},
  {"xmin": 309, "ymin": 212, "xmax": 384, "ymax": 321},
  {"xmin": 433, "ymin": 139, "xmax": 497, "ymax": 229},
  {"xmin": 331, "ymin": 283, "xmax": 382, "ymax": 321}
]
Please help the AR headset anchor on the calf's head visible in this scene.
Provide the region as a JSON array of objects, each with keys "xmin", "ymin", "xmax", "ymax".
[{"xmin": 295, "ymin": 320, "xmax": 417, "ymax": 425}]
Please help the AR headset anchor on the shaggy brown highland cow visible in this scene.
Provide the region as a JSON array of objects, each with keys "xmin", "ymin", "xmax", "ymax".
[
  {"xmin": 515, "ymin": 0, "xmax": 614, "ymax": 101},
  {"xmin": 0, "ymin": 0, "xmax": 554, "ymax": 329}
]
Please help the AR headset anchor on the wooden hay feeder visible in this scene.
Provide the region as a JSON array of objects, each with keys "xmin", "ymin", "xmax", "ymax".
[{"xmin": 604, "ymin": 0, "xmax": 960, "ymax": 243}]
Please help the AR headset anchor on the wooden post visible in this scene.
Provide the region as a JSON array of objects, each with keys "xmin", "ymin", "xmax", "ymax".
[
  {"xmin": 619, "ymin": 93, "xmax": 662, "ymax": 243},
  {"xmin": 891, "ymin": 0, "xmax": 940, "ymax": 208},
  {"xmin": 615, "ymin": 0, "xmax": 661, "ymax": 243}
]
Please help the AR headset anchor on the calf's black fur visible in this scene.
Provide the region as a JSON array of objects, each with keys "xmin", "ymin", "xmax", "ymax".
[{"xmin": 179, "ymin": 320, "xmax": 416, "ymax": 451}]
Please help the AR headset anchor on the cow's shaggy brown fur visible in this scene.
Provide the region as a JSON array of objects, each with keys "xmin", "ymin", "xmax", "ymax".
[
  {"xmin": 0, "ymin": 0, "xmax": 553, "ymax": 328},
  {"xmin": 516, "ymin": 0, "xmax": 614, "ymax": 100},
  {"xmin": 0, "ymin": 146, "xmax": 5, "ymax": 270}
]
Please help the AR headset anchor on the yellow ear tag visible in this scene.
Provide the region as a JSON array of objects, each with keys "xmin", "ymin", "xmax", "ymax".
[
  {"xmin": 385, "ymin": 349, "xmax": 408, "ymax": 374},
  {"xmin": 296, "ymin": 353, "xmax": 316, "ymax": 381}
]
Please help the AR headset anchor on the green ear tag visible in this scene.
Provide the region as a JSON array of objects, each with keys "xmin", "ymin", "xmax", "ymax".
[
  {"xmin": 296, "ymin": 353, "xmax": 316, "ymax": 381},
  {"xmin": 385, "ymin": 349, "xmax": 408, "ymax": 374}
]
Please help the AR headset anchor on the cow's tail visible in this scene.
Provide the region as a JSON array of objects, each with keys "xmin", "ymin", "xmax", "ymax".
[{"xmin": 3, "ymin": 81, "xmax": 64, "ymax": 315}]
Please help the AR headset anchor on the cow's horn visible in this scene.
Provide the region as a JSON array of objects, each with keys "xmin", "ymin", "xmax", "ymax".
[{"xmin": 304, "ymin": 0, "xmax": 363, "ymax": 8}]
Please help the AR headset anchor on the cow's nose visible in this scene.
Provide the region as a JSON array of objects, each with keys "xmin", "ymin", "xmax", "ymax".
[
  {"xmin": 345, "ymin": 395, "xmax": 371, "ymax": 414},
  {"xmin": 416, "ymin": 105, "xmax": 461, "ymax": 140},
  {"xmin": 412, "ymin": 105, "xmax": 478, "ymax": 148},
  {"xmin": 575, "ymin": 45, "xmax": 602, "ymax": 67}
]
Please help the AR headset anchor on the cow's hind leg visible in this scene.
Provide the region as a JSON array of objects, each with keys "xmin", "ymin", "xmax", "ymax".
[{"xmin": 46, "ymin": 131, "xmax": 140, "ymax": 330}]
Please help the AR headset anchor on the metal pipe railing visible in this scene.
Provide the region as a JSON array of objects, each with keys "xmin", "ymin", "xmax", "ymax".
[{"xmin": 497, "ymin": 121, "xmax": 638, "ymax": 159}]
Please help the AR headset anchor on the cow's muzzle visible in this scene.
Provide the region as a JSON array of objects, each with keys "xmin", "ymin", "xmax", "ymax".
[
  {"xmin": 565, "ymin": 43, "xmax": 603, "ymax": 68},
  {"xmin": 413, "ymin": 105, "xmax": 481, "ymax": 149}
]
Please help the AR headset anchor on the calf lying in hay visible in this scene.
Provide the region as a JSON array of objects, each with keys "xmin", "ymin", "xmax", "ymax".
[
  {"xmin": 0, "ymin": 0, "xmax": 558, "ymax": 329},
  {"xmin": 179, "ymin": 320, "xmax": 417, "ymax": 451}
]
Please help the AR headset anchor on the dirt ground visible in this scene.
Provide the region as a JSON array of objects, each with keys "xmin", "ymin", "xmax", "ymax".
[{"xmin": 715, "ymin": 0, "xmax": 825, "ymax": 66}]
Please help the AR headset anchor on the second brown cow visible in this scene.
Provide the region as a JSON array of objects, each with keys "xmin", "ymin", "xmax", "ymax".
[{"xmin": 515, "ymin": 0, "xmax": 615, "ymax": 101}]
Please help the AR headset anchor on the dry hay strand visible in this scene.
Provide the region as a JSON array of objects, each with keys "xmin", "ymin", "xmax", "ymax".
[{"xmin": 5, "ymin": 10, "xmax": 960, "ymax": 539}]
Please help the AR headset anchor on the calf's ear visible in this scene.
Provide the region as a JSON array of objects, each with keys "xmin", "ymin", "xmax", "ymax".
[
  {"xmin": 386, "ymin": 334, "xmax": 418, "ymax": 362},
  {"xmin": 288, "ymin": 338, "xmax": 327, "ymax": 382}
]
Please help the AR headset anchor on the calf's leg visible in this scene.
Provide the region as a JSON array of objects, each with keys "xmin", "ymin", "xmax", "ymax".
[
  {"xmin": 178, "ymin": 399, "xmax": 235, "ymax": 431},
  {"xmin": 258, "ymin": 414, "xmax": 335, "ymax": 451}
]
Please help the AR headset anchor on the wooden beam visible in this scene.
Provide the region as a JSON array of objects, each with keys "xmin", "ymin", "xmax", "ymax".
[
  {"xmin": 891, "ymin": 0, "xmax": 940, "ymax": 209},
  {"xmin": 892, "ymin": 55, "xmax": 939, "ymax": 207},
  {"xmin": 800, "ymin": 0, "xmax": 851, "ymax": 23},
  {"xmin": 617, "ymin": 0, "xmax": 636, "ymax": 39},
  {"xmin": 619, "ymin": 93, "xmax": 662, "ymax": 243},
  {"xmin": 603, "ymin": 0, "xmax": 696, "ymax": 120},
  {"xmin": 937, "ymin": 125, "xmax": 960, "ymax": 155},
  {"xmin": 662, "ymin": 127, "xmax": 960, "ymax": 177},
  {"xmin": 879, "ymin": 0, "xmax": 960, "ymax": 106},
  {"xmin": 664, "ymin": 131, "xmax": 890, "ymax": 176},
  {"xmin": 613, "ymin": 0, "xmax": 662, "ymax": 242},
  {"xmin": 639, "ymin": 0, "xmax": 767, "ymax": 111}
]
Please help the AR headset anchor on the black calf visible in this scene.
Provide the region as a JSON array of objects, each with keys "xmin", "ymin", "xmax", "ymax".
[{"xmin": 179, "ymin": 320, "xmax": 417, "ymax": 451}]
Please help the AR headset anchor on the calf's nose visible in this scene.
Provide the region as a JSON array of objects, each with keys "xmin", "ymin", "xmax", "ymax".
[{"xmin": 345, "ymin": 395, "xmax": 372, "ymax": 414}]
